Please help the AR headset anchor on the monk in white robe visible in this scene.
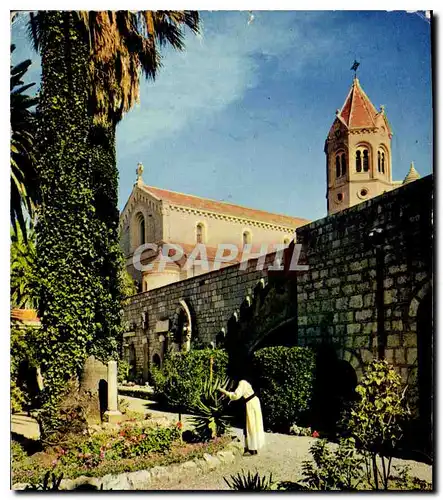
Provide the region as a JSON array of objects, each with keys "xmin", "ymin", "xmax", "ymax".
[{"xmin": 219, "ymin": 379, "xmax": 265, "ymax": 454}]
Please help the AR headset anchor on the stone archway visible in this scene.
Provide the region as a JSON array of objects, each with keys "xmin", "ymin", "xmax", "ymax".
[
  {"xmin": 170, "ymin": 299, "xmax": 193, "ymax": 351},
  {"xmin": 310, "ymin": 346, "xmax": 360, "ymax": 435}
]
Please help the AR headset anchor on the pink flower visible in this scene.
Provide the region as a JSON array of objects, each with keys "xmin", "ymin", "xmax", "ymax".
[
  {"xmin": 312, "ymin": 430, "xmax": 320, "ymax": 438},
  {"xmin": 51, "ymin": 459, "xmax": 57, "ymax": 466}
]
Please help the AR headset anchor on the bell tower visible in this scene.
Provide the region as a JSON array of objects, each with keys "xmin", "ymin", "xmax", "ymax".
[{"xmin": 325, "ymin": 76, "xmax": 394, "ymax": 215}]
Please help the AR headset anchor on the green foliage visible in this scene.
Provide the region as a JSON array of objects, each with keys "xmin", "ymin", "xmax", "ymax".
[
  {"xmin": 10, "ymin": 322, "xmax": 42, "ymax": 412},
  {"xmin": 390, "ymin": 466, "xmax": 432, "ymax": 491},
  {"xmin": 117, "ymin": 359, "xmax": 131, "ymax": 383},
  {"xmin": 10, "ymin": 222, "xmax": 37, "ymax": 309},
  {"xmin": 224, "ymin": 470, "xmax": 274, "ymax": 491},
  {"xmin": 62, "ymin": 423, "xmax": 180, "ymax": 469},
  {"xmin": 191, "ymin": 375, "xmax": 231, "ymax": 441},
  {"xmin": 12, "ymin": 431, "xmax": 230, "ymax": 485},
  {"xmin": 120, "ymin": 269, "xmax": 137, "ymax": 298},
  {"xmin": 150, "ymin": 349, "xmax": 228, "ymax": 412},
  {"xmin": 11, "ymin": 440, "xmax": 28, "ymax": 464},
  {"xmin": 343, "ymin": 359, "xmax": 409, "ymax": 490},
  {"xmin": 10, "ymin": 44, "xmax": 39, "ymax": 238},
  {"xmin": 25, "ymin": 471, "xmax": 64, "ymax": 491},
  {"xmin": 253, "ymin": 346, "xmax": 316, "ymax": 431},
  {"xmin": 296, "ymin": 438, "xmax": 365, "ymax": 491}
]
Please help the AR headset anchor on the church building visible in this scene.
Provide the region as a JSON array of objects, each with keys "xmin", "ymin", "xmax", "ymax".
[
  {"xmin": 119, "ymin": 164, "xmax": 309, "ymax": 292},
  {"xmin": 120, "ymin": 75, "xmax": 422, "ymax": 291}
]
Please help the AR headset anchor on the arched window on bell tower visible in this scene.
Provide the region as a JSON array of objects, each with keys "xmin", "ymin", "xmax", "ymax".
[
  {"xmin": 355, "ymin": 146, "xmax": 370, "ymax": 173},
  {"xmin": 335, "ymin": 155, "xmax": 340, "ymax": 178},
  {"xmin": 341, "ymin": 153, "xmax": 347, "ymax": 176},
  {"xmin": 335, "ymin": 151, "xmax": 347, "ymax": 179},
  {"xmin": 356, "ymin": 150, "xmax": 362, "ymax": 172},
  {"xmin": 377, "ymin": 147, "xmax": 388, "ymax": 175},
  {"xmin": 363, "ymin": 150, "xmax": 369, "ymax": 172}
]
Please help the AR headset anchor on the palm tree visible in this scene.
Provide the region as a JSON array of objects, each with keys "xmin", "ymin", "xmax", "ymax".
[
  {"xmin": 29, "ymin": 11, "xmax": 101, "ymax": 422},
  {"xmin": 84, "ymin": 11, "xmax": 200, "ymax": 358},
  {"xmin": 26, "ymin": 11, "xmax": 200, "ymax": 401},
  {"xmin": 10, "ymin": 44, "xmax": 39, "ymax": 241}
]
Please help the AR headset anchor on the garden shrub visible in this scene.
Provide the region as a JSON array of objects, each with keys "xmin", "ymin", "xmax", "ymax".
[
  {"xmin": 295, "ymin": 438, "xmax": 365, "ymax": 491},
  {"xmin": 117, "ymin": 360, "xmax": 131, "ymax": 383},
  {"xmin": 253, "ymin": 346, "xmax": 316, "ymax": 432},
  {"xmin": 342, "ymin": 359, "xmax": 409, "ymax": 490},
  {"xmin": 150, "ymin": 349, "xmax": 228, "ymax": 412},
  {"xmin": 10, "ymin": 322, "xmax": 42, "ymax": 412}
]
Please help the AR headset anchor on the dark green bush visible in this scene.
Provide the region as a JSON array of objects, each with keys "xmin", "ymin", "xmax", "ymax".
[
  {"xmin": 253, "ymin": 346, "xmax": 316, "ymax": 432},
  {"xmin": 150, "ymin": 349, "xmax": 228, "ymax": 412}
]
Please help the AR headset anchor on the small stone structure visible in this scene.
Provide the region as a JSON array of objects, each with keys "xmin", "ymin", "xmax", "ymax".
[{"xmin": 104, "ymin": 361, "xmax": 122, "ymax": 423}]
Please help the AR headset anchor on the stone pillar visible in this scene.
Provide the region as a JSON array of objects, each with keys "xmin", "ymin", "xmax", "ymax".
[{"xmin": 104, "ymin": 360, "xmax": 122, "ymax": 423}]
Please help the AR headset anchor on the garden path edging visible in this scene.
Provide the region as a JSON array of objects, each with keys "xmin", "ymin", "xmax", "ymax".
[{"xmin": 12, "ymin": 437, "xmax": 244, "ymax": 491}]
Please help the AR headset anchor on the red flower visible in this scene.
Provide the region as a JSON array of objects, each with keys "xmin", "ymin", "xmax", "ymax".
[
  {"xmin": 176, "ymin": 421, "xmax": 183, "ymax": 430},
  {"xmin": 312, "ymin": 430, "xmax": 320, "ymax": 438}
]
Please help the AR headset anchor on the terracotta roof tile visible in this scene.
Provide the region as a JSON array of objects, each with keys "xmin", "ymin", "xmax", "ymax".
[
  {"xmin": 338, "ymin": 78, "xmax": 379, "ymax": 129},
  {"xmin": 140, "ymin": 184, "xmax": 309, "ymax": 229}
]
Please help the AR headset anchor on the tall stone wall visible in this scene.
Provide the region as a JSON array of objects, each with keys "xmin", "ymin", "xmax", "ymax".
[
  {"xmin": 122, "ymin": 175, "xmax": 433, "ymax": 391},
  {"xmin": 123, "ymin": 251, "xmax": 279, "ymax": 378},
  {"xmin": 295, "ymin": 175, "xmax": 432, "ymax": 383}
]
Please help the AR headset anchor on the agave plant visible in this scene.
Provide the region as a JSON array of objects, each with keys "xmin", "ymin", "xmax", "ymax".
[
  {"xmin": 224, "ymin": 470, "xmax": 275, "ymax": 491},
  {"xmin": 190, "ymin": 375, "xmax": 231, "ymax": 441}
]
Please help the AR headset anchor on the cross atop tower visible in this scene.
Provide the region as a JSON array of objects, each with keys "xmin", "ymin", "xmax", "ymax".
[{"xmin": 350, "ymin": 60, "xmax": 360, "ymax": 78}]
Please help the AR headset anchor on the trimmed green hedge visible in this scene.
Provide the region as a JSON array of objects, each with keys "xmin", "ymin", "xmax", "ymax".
[
  {"xmin": 150, "ymin": 349, "xmax": 228, "ymax": 412},
  {"xmin": 253, "ymin": 346, "xmax": 316, "ymax": 432}
]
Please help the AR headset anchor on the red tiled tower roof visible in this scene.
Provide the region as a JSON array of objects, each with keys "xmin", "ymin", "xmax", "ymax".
[
  {"xmin": 337, "ymin": 77, "xmax": 380, "ymax": 129},
  {"xmin": 140, "ymin": 184, "xmax": 309, "ymax": 229}
]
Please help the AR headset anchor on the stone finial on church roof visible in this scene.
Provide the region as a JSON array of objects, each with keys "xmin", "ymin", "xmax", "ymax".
[
  {"xmin": 403, "ymin": 162, "xmax": 421, "ymax": 185},
  {"xmin": 136, "ymin": 162, "xmax": 144, "ymax": 186}
]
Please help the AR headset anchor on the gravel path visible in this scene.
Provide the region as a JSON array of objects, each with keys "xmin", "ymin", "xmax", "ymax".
[
  {"xmin": 11, "ymin": 396, "xmax": 432, "ymax": 491},
  {"xmin": 150, "ymin": 432, "xmax": 433, "ymax": 491}
]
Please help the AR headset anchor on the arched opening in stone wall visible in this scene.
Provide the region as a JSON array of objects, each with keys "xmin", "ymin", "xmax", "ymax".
[
  {"xmin": 152, "ymin": 353, "xmax": 161, "ymax": 368},
  {"xmin": 170, "ymin": 299, "xmax": 194, "ymax": 352},
  {"xmin": 417, "ymin": 290, "xmax": 433, "ymax": 453},
  {"xmin": 309, "ymin": 345, "xmax": 358, "ymax": 436},
  {"xmin": 252, "ymin": 317, "xmax": 297, "ymax": 352}
]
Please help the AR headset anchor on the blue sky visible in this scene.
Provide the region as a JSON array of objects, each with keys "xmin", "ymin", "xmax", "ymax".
[{"xmin": 11, "ymin": 11, "xmax": 432, "ymax": 222}]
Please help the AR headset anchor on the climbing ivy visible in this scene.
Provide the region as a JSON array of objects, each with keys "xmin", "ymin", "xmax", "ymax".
[
  {"xmin": 34, "ymin": 11, "xmax": 110, "ymax": 430},
  {"xmin": 88, "ymin": 123, "xmax": 125, "ymax": 360}
]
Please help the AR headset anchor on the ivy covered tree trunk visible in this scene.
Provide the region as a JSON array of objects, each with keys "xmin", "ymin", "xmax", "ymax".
[
  {"xmin": 89, "ymin": 123, "xmax": 124, "ymax": 359},
  {"xmin": 35, "ymin": 11, "xmax": 104, "ymax": 426}
]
